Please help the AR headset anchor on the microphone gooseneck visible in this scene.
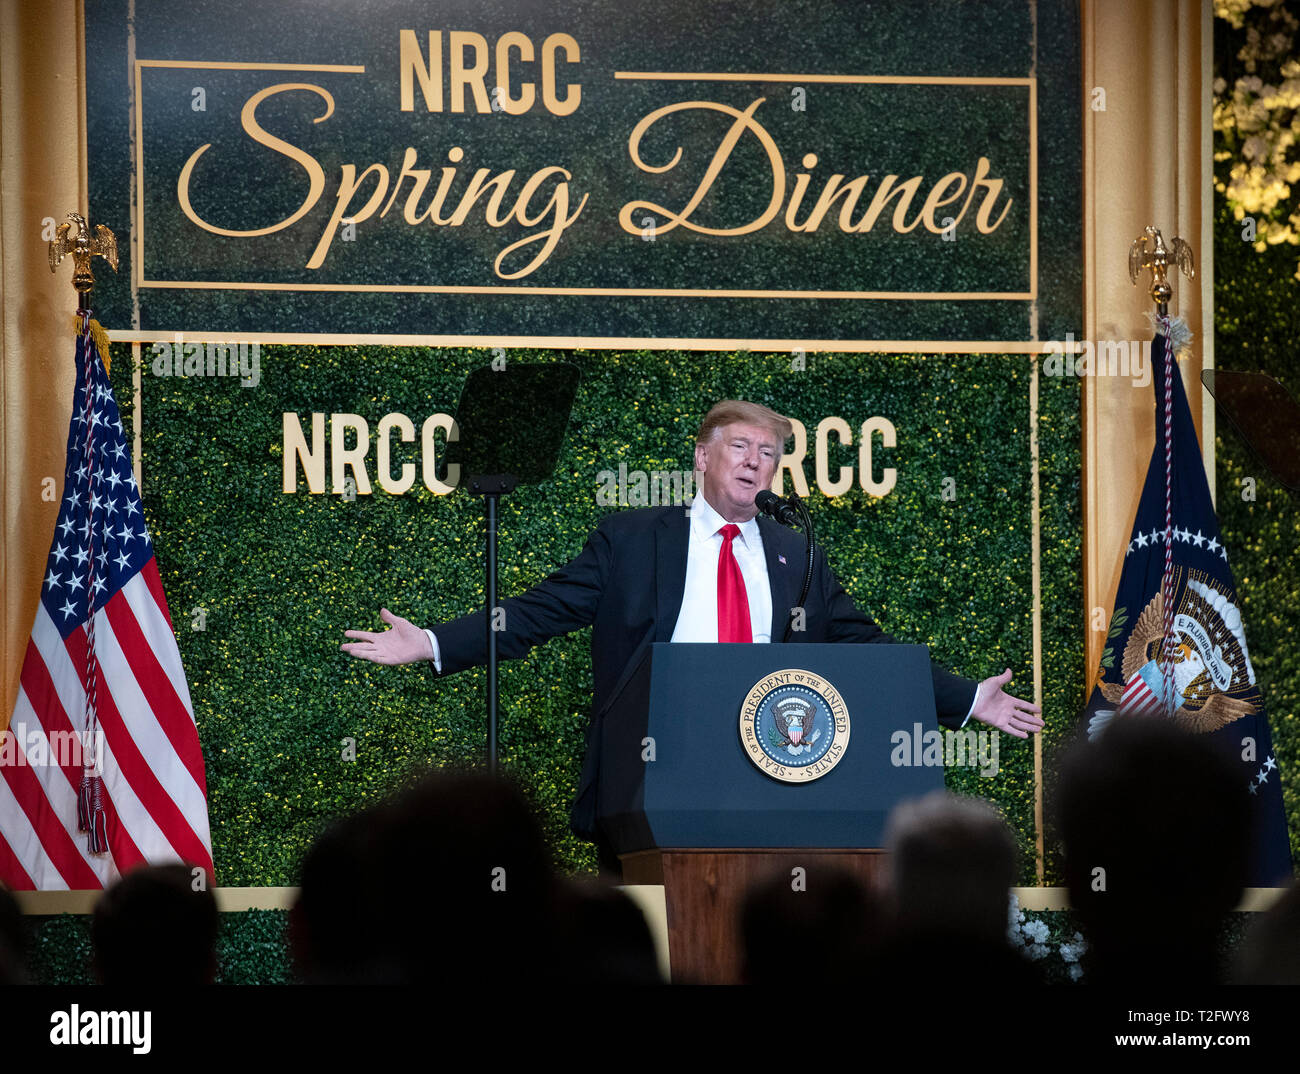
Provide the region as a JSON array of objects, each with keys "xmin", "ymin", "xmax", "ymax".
[
  {"xmin": 753, "ymin": 491, "xmax": 818, "ymax": 643},
  {"xmin": 786, "ymin": 493, "xmax": 816, "ymax": 642}
]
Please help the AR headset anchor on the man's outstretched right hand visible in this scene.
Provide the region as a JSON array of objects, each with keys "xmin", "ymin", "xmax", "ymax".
[{"xmin": 341, "ymin": 607, "xmax": 434, "ymax": 665}]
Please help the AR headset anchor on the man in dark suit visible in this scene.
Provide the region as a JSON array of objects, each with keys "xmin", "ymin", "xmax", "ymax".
[{"xmin": 342, "ymin": 400, "xmax": 1043, "ymax": 855}]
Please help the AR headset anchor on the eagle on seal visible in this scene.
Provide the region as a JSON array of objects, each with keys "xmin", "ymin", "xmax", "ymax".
[
  {"xmin": 774, "ymin": 697, "xmax": 815, "ymax": 749},
  {"xmin": 1094, "ymin": 590, "xmax": 1257, "ymax": 735}
]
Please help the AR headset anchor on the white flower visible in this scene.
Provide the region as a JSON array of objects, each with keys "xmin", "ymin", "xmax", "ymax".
[
  {"xmin": 1024, "ymin": 919, "xmax": 1050, "ymax": 944},
  {"xmin": 1027, "ymin": 943, "xmax": 1050, "ymax": 961},
  {"xmin": 1058, "ymin": 930, "xmax": 1088, "ymax": 963},
  {"xmin": 1006, "ymin": 893, "xmax": 1024, "ymax": 943},
  {"xmin": 1068, "ymin": 963, "xmax": 1084, "ymax": 982}
]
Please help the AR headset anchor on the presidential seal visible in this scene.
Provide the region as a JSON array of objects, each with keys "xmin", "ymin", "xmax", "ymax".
[
  {"xmin": 1090, "ymin": 570, "xmax": 1261, "ymax": 737},
  {"xmin": 738, "ymin": 669, "xmax": 850, "ymax": 783}
]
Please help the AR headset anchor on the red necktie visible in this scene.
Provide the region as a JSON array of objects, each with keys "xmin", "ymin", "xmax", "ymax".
[{"xmin": 717, "ymin": 523, "xmax": 753, "ymax": 643}]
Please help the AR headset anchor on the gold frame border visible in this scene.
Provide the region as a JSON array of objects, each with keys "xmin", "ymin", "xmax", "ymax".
[
  {"xmin": 106, "ymin": 40, "xmax": 1060, "ymax": 895},
  {"xmin": 131, "ymin": 63, "xmax": 1037, "ymax": 303},
  {"xmin": 108, "ymin": 331, "xmax": 1058, "ymax": 352}
]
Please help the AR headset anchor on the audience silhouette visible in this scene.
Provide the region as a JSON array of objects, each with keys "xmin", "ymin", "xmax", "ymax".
[
  {"xmin": 1054, "ymin": 715, "xmax": 1251, "ymax": 986},
  {"xmin": 2, "ymin": 741, "xmax": 1287, "ymax": 988},
  {"xmin": 91, "ymin": 863, "xmax": 219, "ymax": 986},
  {"xmin": 873, "ymin": 790, "xmax": 1041, "ymax": 985}
]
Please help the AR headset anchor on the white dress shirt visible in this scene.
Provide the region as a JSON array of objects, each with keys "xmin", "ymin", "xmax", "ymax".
[{"xmin": 669, "ymin": 490, "xmax": 772, "ymax": 643}]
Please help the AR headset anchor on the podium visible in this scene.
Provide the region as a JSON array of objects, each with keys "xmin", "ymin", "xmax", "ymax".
[{"xmin": 597, "ymin": 643, "xmax": 947, "ymax": 983}]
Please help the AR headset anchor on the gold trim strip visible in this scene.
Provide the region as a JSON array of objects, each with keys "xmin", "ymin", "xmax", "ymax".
[
  {"xmin": 136, "ymin": 280, "xmax": 1033, "ymax": 300},
  {"xmin": 1028, "ymin": 77, "xmax": 1038, "ymax": 297},
  {"xmin": 1030, "ymin": 358, "xmax": 1045, "ymax": 884},
  {"xmin": 613, "ymin": 72, "xmax": 1035, "ymax": 86},
  {"xmin": 12, "ymin": 885, "xmax": 1288, "ymax": 915},
  {"xmin": 621, "ymin": 885, "xmax": 670, "ymax": 979},
  {"xmin": 137, "ymin": 60, "xmax": 366, "ymax": 72},
  {"xmin": 1017, "ymin": 887, "xmax": 1070, "ymax": 912},
  {"xmin": 131, "ymin": 341, "xmax": 143, "ymax": 491},
  {"xmin": 107, "ymin": 331, "xmax": 1060, "ymax": 353},
  {"xmin": 14, "ymin": 886, "xmax": 295, "ymax": 914},
  {"xmin": 132, "ymin": 54, "xmax": 142, "ymax": 296},
  {"xmin": 132, "ymin": 65, "xmax": 1036, "ymax": 301}
]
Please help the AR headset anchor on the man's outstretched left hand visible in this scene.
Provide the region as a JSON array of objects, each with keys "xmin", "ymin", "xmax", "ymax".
[{"xmin": 969, "ymin": 668, "xmax": 1043, "ymax": 738}]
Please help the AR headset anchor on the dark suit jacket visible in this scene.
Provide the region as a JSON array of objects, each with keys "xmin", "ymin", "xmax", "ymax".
[{"xmin": 432, "ymin": 506, "xmax": 978, "ymax": 841}]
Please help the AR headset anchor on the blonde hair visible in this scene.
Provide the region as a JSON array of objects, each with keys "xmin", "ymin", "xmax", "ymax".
[{"xmin": 695, "ymin": 400, "xmax": 793, "ymax": 448}]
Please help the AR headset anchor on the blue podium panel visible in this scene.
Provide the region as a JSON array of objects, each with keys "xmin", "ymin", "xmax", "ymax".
[{"xmin": 597, "ymin": 643, "xmax": 947, "ymax": 852}]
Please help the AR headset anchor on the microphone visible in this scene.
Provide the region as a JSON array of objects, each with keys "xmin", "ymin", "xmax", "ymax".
[{"xmin": 754, "ymin": 490, "xmax": 801, "ymax": 527}]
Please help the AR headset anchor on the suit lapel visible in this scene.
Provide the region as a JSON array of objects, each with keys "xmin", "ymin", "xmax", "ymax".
[
  {"xmin": 654, "ymin": 508, "xmax": 691, "ymax": 642},
  {"xmin": 758, "ymin": 517, "xmax": 801, "ymax": 642}
]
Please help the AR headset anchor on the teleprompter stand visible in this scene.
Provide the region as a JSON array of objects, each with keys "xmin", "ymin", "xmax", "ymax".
[{"xmin": 445, "ymin": 363, "xmax": 580, "ymax": 771}]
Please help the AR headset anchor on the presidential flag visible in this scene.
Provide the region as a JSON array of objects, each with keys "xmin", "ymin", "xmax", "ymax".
[
  {"xmin": 0, "ymin": 319, "xmax": 213, "ymax": 889},
  {"xmin": 1083, "ymin": 325, "xmax": 1292, "ymax": 885}
]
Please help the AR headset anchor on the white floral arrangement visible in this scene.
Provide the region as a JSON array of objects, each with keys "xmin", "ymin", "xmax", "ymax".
[{"xmin": 1007, "ymin": 893, "xmax": 1088, "ymax": 981}]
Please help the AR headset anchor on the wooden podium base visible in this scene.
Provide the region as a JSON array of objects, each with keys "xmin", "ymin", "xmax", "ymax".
[{"xmin": 620, "ymin": 848, "xmax": 889, "ymax": 984}]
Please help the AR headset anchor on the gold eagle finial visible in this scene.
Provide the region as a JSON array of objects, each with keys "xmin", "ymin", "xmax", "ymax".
[
  {"xmin": 48, "ymin": 212, "xmax": 118, "ymax": 306},
  {"xmin": 1128, "ymin": 225, "xmax": 1194, "ymax": 313}
]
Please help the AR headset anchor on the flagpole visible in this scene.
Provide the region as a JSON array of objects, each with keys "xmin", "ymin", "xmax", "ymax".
[
  {"xmin": 1129, "ymin": 226, "xmax": 1195, "ymax": 718},
  {"xmin": 49, "ymin": 213, "xmax": 119, "ymax": 853}
]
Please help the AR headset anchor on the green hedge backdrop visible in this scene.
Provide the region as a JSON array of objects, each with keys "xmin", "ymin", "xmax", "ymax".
[{"xmin": 108, "ymin": 344, "xmax": 1082, "ymax": 885}]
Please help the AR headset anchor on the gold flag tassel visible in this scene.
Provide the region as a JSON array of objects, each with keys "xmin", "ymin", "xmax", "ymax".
[{"xmin": 69, "ymin": 315, "xmax": 113, "ymax": 373}]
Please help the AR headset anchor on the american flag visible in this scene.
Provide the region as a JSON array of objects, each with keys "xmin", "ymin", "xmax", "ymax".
[{"xmin": 0, "ymin": 321, "xmax": 213, "ymax": 889}]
